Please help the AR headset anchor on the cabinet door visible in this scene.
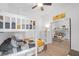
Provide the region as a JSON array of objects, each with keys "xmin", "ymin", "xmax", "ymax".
[
  {"xmin": 5, "ymin": 16, "xmax": 10, "ymax": 29},
  {"xmin": 33, "ymin": 21, "xmax": 35, "ymax": 29},
  {"xmin": 22, "ymin": 19, "xmax": 25, "ymax": 29},
  {"xmin": 0, "ymin": 15, "xmax": 3, "ymax": 29},
  {"xmin": 30, "ymin": 20, "xmax": 32, "ymax": 29},
  {"xmin": 26, "ymin": 20, "xmax": 29, "ymax": 29},
  {"xmin": 17, "ymin": 18, "xmax": 21, "ymax": 29},
  {"xmin": 11, "ymin": 17, "xmax": 16, "ymax": 29},
  {"xmin": 0, "ymin": 21, "xmax": 3, "ymax": 29}
]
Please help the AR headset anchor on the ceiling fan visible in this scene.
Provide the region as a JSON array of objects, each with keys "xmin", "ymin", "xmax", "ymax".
[{"xmin": 32, "ymin": 3, "xmax": 52, "ymax": 11}]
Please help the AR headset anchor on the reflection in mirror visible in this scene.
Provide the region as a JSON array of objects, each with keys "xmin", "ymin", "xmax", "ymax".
[
  {"xmin": 38, "ymin": 18, "xmax": 71, "ymax": 56},
  {"xmin": 51, "ymin": 19, "xmax": 71, "ymax": 56}
]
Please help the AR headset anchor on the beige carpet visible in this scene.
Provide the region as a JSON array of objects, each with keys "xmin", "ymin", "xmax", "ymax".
[{"xmin": 38, "ymin": 40, "xmax": 70, "ymax": 56}]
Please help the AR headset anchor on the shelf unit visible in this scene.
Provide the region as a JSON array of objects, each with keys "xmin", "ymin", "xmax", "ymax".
[{"xmin": 0, "ymin": 12, "xmax": 36, "ymax": 32}]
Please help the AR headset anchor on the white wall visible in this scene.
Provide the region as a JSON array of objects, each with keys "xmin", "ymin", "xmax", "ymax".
[{"xmin": 64, "ymin": 4, "xmax": 79, "ymax": 51}]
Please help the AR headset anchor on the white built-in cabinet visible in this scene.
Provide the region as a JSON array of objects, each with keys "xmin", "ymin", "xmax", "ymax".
[
  {"xmin": 0, "ymin": 12, "xmax": 37, "ymax": 56},
  {"xmin": 0, "ymin": 12, "xmax": 36, "ymax": 32}
]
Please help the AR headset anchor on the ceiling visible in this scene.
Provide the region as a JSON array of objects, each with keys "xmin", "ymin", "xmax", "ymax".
[
  {"xmin": 0, "ymin": 3, "xmax": 79, "ymax": 17},
  {"xmin": 0, "ymin": 3, "xmax": 54, "ymax": 16}
]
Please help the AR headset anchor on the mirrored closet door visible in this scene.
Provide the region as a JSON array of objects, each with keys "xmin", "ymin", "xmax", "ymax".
[{"xmin": 51, "ymin": 18, "xmax": 71, "ymax": 55}]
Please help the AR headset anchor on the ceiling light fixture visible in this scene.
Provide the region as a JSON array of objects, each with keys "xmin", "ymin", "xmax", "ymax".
[{"xmin": 38, "ymin": 3, "xmax": 43, "ymax": 7}]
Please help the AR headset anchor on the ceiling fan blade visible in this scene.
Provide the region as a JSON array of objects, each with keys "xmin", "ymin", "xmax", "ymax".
[
  {"xmin": 32, "ymin": 5, "xmax": 38, "ymax": 9},
  {"xmin": 41, "ymin": 7, "xmax": 44, "ymax": 11},
  {"xmin": 43, "ymin": 3, "xmax": 52, "ymax": 6}
]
